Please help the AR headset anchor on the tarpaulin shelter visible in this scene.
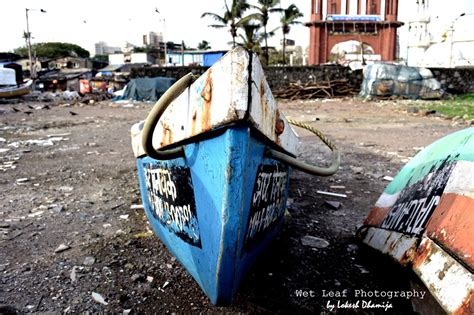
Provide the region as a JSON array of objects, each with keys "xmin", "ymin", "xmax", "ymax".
[
  {"xmin": 117, "ymin": 77, "xmax": 176, "ymax": 102},
  {"xmin": 359, "ymin": 63, "xmax": 443, "ymax": 99}
]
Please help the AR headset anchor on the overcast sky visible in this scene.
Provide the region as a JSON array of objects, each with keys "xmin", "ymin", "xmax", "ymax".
[
  {"xmin": 0, "ymin": 0, "xmax": 311, "ymax": 55},
  {"xmin": 1, "ymin": 1, "xmax": 472, "ymax": 58}
]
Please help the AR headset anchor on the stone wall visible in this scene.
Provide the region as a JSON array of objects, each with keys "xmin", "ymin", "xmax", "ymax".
[
  {"xmin": 130, "ymin": 65, "xmax": 474, "ymax": 95},
  {"xmin": 429, "ymin": 68, "xmax": 474, "ymax": 94},
  {"xmin": 263, "ymin": 65, "xmax": 363, "ymax": 91}
]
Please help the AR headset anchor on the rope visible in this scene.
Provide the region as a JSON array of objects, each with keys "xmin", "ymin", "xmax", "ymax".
[{"xmin": 287, "ymin": 119, "xmax": 337, "ymax": 152}]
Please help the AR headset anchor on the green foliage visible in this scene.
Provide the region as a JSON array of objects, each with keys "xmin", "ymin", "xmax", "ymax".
[
  {"xmin": 280, "ymin": 4, "xmax": 303, "ymax": 64},
  {"xmin": 409, "ymin": 94, "xmax": 474, "ymax": 121},
  {"xmin": 245, "ymin": 0, "xmax": 282, "ymax": 65},
  {"xmin": 198, "ymin": 40, "xmax": 211, "ymax": 50},
  {"xmin": 13, "ymin": 42, "xmax": 90, "ymax": 59},
  {"xmin": 201, "ymin": 0, "xmax": 250, "ymax": 47},
  {"xmin": 423, "ymin": 94, "xmax": 474, "ymax": 120}
]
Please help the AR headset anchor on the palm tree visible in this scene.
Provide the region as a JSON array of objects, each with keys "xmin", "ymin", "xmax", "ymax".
[
  {"xmin": 244, "ymin": 0, "xmax": 282, "ymax": 65},
  {"xmin": 198, "ymin": 40, "xmax": 212, "ymax": 50},
  {"xmin": 201, "ymin": 0, "xmax": 250, "ymax": 48},
  {"xmin": 237, "ymin": 22, "xmax": 263, "ymax": 54},
  {"xmin": 280, "ymin": 4, "xmax": 303, "ymax": 65}
]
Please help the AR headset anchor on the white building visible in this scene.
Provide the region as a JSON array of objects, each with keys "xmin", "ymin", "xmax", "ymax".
[
  {"xmin": 402, "ymin": 0, "xmax": 474, "ymax": 68},
  {"xmin": 108, "ymin": 52, "xmax": 155, "ymax": 65},
  {"xmin": 94, "ymin": 41, "xmax": 121, "ymax": 56}
]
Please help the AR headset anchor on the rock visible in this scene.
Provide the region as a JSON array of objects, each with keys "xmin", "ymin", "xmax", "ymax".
[
  {"xmin": 52, "ymin": 205, "xmax": 65, "ymax": 213},
  {"xmin": 54, "ymin": 244, "xmax": 70, "ymax": 253},
  {"xmin": 407, "ymin": 107, "xmax": 419, "ymax": 113},
  {"xmin": 0, "ymin": 222, "xmax": 10, "ymax": 229},
  {"xmin": 324, "ymin": 200, "xmax": 342, "ymax": 210},
  {"xmin": 162, "ymin": 281, "xmax": 170, "ymax": 289},
  {"xmin": 58, "ymin": 186, "xmax": 74, "ymax": 193},
  {"xmin": 347, "ymin": 244, "xmax": 359, "ymax": 254},
  {"xmin": 119, "ymin": 215, "xmax": 129, "ymax": 220},
  {"xmin": 70, "ymin": 266, "xmax": 78, "ymax": 282},
  {"xmin": 131, "ymin": 274, "xmax": 144, "ymax": 282},
  {"xmin": 301, "ymin": 236, "xmax": 330, "ymax": 249},
  {"xmin": 354, "ymin": 264, "xmax": 370, "ymax": 274},
  {"xmin": 382, "ymin": 175, "xmax": 394, "ymax": 181},
  {"xmin": 350, "ymin": 166, "xmax": 363, "ymax": 174},
  {"xmin": 123, "ymin": 310, "xmax": 132, "ymax": 315},
  {"xmin": 91, "ymin": 292, "xmax": 108, "ymax": 305},
  {"xmin": 83, "ymin": 256, "xmax": 95, "ymax": 266},
  {"xmin": 146, "ymin": 276, "xmax": 154, "ymax": 283}
]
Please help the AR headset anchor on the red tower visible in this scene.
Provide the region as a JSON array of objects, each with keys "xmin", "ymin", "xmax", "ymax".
[{"xmin": 306, "ymin": 0, "xmax": 403, "ymax": 64}]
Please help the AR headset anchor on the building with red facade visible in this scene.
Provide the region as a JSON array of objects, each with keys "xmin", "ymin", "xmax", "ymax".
[{"xmin": 306, "ymin": 0, "xmax": 403, "ymax": 65}]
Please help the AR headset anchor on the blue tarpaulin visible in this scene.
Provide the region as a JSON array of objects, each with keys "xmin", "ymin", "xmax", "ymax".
[
  {"xmin": 203, "ymin": 52, "xmax": 225, "ymax": 67},
  {"xmin": 116, "ymin": 77, "xmax": 176, "ymax": 102}
]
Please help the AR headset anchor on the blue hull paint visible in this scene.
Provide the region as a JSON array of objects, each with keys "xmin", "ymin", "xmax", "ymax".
[{"xmin": 136, "ymin": 126, "xmax": 291, "ymax": 304}]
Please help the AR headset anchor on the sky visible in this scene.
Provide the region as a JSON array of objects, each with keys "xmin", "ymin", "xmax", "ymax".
[
  {"xmin": 0, "ymin": 0, "xmax": 312, "ymax": 55},
  {"xmin": 1, "ymin": 1, "xmax": 472, "ymax": 58}
]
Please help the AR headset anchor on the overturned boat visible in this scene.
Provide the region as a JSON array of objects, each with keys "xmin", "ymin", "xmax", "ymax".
[
  {"xmin": 131, "ymin": 47, "xmax": 339, "ymax": 304},
  {"xmin": 361, "ymin": 127, "xmax": 474, "ymax": 314}
]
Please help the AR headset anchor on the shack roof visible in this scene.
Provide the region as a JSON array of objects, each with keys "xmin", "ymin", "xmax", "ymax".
[{"xmin": 98, "ymin": 64, "xmax": 124, "ymax": 72}]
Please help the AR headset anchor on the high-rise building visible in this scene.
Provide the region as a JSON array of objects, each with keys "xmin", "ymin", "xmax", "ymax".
[
  {"xmin": 94, "ymin": 41, "xmax": 121, "ymax": 56},
  {"xmin": 148, "ymin": 32, "xmax": 164, "ymax": 48}
]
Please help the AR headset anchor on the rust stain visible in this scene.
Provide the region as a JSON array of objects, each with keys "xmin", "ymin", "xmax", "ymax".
[
  {"xmin": 425, "ymin": 193, "xmax": 474, "ymax": 270},
  {"xmin": 388, "ymin": 240, "xmax": 397, "ymax": 252},
  {"xmin": 453, "ymin": 290, "xmax": 474, "ymax": 315},
  {"xmin": 274, "ymin": 110, "xmax": 284, "ymax": 146},
  {"xmin": 399, "ymin": 247, "xmax": 417, "ymax": 266},
  {"xmin": 191, "ymin": 109, "xmax": 197, "ymax": 136},
  {"xmin": 201, "ymin": 69, "xmax": 212, "ymax": 132},
  {"xmin": 364, "ymin": 207, "xmax": 390, "ymax": 226},
  {"xmin": 160, "ymin": 123, "xmax": 173, "ymax": 147},
  {"xmin": 275, "ymin": 110, "xmax": 285, "ymax": 135},
  {"xmin": 412, "ymin": 239, "xmax": 432, "ymax": 269}
]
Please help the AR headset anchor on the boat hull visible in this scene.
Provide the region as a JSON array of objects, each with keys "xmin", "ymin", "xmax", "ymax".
[
  {"xmin": 136, "ymin": 126, "xmax": 290, "ymax": 304},
  {"xmin": 362, "ymin": 127, "xmax": 474, "ymax": 314},
  {"xmin": 0, "ymin": 80, "xmax": 32, "ymax": 98}
]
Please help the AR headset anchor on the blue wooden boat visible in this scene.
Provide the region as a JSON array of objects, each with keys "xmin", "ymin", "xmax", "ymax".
[{"xmin": 131, "ymin": 47, "xmax": 340, "ymax": 305}]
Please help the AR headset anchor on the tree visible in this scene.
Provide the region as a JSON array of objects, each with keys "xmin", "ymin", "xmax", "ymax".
[
  {"xmin": 243, "ymin": 0, "xmax": 282, "ymax": 65},
  {"xmin": 201, "ymin": 0, "xmax": 250, "ymax": 48},
  {"xmin": 237, "ymin": 22, "xmax": 263, "ymax": 54},
  {"xmin": 280, "ymin": 4, "xmax": 302, "ymax": 65},
  {"xmin": 13, "ymin": 42, "xmax": 90, "ymax": 59},
  {"xmin": 198, "ymin": 40, "xmax": 211, "ymax": 50}
]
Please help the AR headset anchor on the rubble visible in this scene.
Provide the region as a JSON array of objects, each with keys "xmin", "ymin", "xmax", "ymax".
[{"xmin": 301, "ymin": 236, "xmax": 330, "ymax": 249}]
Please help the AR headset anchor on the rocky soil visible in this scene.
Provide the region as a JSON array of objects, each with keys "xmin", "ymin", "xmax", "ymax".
[{"xmin": 0, "ymin": 97, "xmax": 462, "ymax": 313}]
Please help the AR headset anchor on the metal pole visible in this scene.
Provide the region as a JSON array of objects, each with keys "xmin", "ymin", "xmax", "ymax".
[
  {"xmin": 163, "ymin": 18, "xmax": 167, "ymax": 66},
  {"xmin": 25, "ymin": 8, "xmax": 34, "ymax": 80}
]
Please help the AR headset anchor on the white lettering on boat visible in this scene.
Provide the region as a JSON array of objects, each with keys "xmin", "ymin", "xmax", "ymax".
[
  {"xmin": 143, "ymin": 164, "xmax": 201, "ymax": 247},
  {"xmin": 244, "ymin": 163, "xmax": 288, "ymax": 251}
]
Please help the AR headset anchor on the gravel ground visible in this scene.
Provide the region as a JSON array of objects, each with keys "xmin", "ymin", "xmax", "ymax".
[{"xmin": 0, "ymin": 97, "xmax": 463, "ymax": 314}]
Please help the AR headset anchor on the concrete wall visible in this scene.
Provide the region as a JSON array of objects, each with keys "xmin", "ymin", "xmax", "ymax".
[{"xmin": 130, "ymin": 65, "xmax": 474, "ymax": 95}]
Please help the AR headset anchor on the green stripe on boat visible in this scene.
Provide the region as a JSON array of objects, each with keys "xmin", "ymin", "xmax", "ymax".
[{"xmin": 384, "ymin": 127, "xmax": 474, "ymax": 195}]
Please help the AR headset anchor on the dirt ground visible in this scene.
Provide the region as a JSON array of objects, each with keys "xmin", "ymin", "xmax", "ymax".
[{"xmin": 0, "ymin": 97, "xmax": 464, "ymax": 314}]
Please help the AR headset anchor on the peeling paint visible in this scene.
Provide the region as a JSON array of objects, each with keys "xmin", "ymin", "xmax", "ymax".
[{"xmin": 201, "ymin": 69, "xmax": 213, "ymax": 132}]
